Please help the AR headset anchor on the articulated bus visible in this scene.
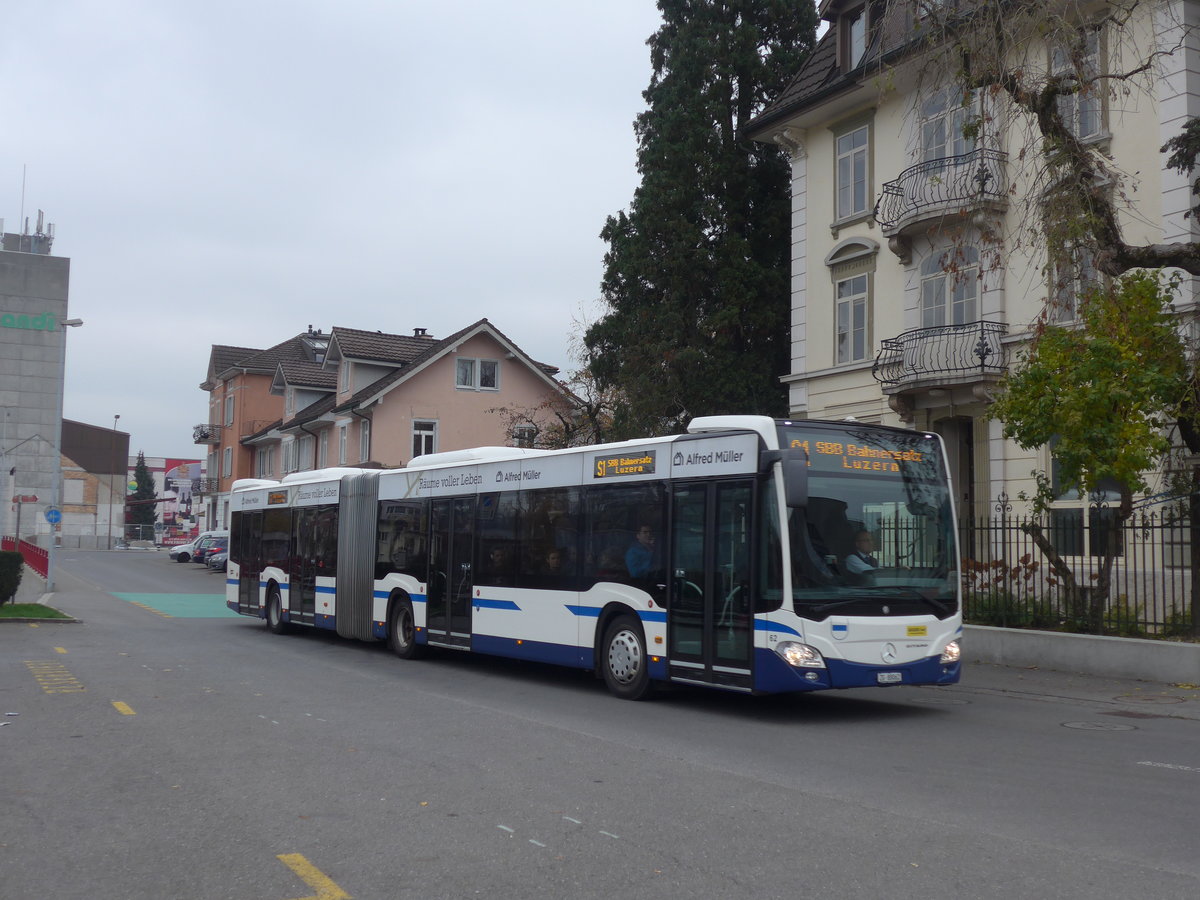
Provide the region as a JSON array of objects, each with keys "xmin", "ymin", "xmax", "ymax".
[{"xmin": 226, "ymin": 415, "xmax": 962, "ymax": 699}]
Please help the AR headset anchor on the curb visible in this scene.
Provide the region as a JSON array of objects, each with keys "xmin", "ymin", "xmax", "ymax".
[{"xmin": 965, "ymin": 624, "xmax": 1200, "ymax": 684}]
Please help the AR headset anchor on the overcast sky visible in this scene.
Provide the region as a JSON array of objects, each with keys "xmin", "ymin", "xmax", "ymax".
[{"xmin": 1, "ymin": 1, "xmax": 667, "ymax": 459}]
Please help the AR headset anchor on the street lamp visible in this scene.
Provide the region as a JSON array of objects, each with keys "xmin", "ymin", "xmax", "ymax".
[
  {"xmin": 46, "ymin": 317, "xmax": 83, "ymax": 593},
  {"xmin": 108, "ymin": 413, "xmax": 120, "ymax": 550}
]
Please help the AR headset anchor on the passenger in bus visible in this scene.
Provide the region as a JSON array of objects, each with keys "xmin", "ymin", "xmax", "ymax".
[
  {"xmin": 595, "ymin": 546, "xmax": 625, "ymax": 580},
  {"xmin": 542, "ymin": 548, "xmax": 565, "ymax": 576},
  {"xmin": 482, "ymin": 546, "xmax": 512, "ymax": 585},
  {"xmin": 844, "ymin": 530, "xmax": 879, "ymax": 580},
  {"xmin": 625, "ymin": 524, "xmax": 657, "ymax": 578}
]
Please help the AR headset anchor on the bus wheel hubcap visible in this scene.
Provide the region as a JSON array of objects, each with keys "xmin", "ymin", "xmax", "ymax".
[{"xmin": 609, "ymin": 631, "xmax": 641, "ymax": 683}]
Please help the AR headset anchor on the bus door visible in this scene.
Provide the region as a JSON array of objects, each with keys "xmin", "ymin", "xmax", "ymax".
[
  {"xmin": 292, "ymin": 508, "xmax": 318, "ymax": 624},
  {"xmin": 668, "ymin": 480, "xmax": 754, "ymax": 691},
  {"xmin": 238, "ymin": 511, "xmax": 263, "ymax": 615},
  {"xmin": 426, "ymin": 497, "xmax": 475, "ymax": 650}
]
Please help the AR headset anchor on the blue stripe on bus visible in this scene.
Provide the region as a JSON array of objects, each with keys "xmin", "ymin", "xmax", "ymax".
[
  {"xmin": 565, "ymin": 605, "xmax": 667, "ymax": 624},
  {"xmin": 474, "ymin": 598, "xmax": 520, "ymax": 611},
  {"xmin": 756, "ymin": 619, "xmax": 801, "ymax": 637},
  {"xmin": 373, "ymin": 590, "xmax": 428, "ymax": 604},
  {"xmin": 259, "ymin": 581, "xmax": 290, "ymax": 592}
]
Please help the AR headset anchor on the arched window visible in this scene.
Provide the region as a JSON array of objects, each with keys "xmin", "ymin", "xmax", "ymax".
[{"xmin": 826, "ymin": 238, "xmax": 880, "ymax": 364}]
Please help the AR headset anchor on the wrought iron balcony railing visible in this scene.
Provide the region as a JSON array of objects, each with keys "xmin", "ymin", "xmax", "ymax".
[
  {"xmin": 873, "ymin": 320, "xmax": 1008, "ymax": 388},
  {"xmin": 193, "ymin": 423, "xmax": 222, "ymax": 444},
  {"xmin": 194, "ymin": 478, "xmax": 220, "ymax": 494},
  {"xmin": 874, "ymin": 148, "xmax": 1008, "ymax": 232}
]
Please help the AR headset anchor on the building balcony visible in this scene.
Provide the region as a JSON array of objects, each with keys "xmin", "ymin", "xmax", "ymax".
[
  {"xmin": 193, "ymin": 423, "xmax": 222, "ymax": 444},
  {"xmin": 873, "ymin": 320, "xmax": 1008, "ymax": 398},
  {"xmin": 194, "ymin": 478, "xmax": 220, "ymax": 495},
  {"xmin": 874, "ymin": 149, "xmax": 1008, "ymax": 259}
]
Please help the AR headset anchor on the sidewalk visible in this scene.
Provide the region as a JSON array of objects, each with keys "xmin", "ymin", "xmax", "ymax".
[{"xmin": 12, "ymin": 565, "xmax": 47, "ymax": 604}]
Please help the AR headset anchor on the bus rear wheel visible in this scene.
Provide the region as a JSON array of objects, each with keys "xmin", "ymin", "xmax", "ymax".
[
  {"xmin": 388, "ymin": 597, "xmax": 425, "ymax": 660},
  {"xmin": 601, "ymin": 615, "xmax": 652, "ymax": 700},
  {"xmin": 266, "ymin": 587, "xmax": 287, "ymax": 635}
]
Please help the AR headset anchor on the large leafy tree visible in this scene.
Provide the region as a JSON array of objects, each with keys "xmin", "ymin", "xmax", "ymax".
[{"xmin": 584, "ymin": 0, "xmax": 818, "ymax": 438}]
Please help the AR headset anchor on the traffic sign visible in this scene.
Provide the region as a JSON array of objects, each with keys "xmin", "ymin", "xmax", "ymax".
[
  {"xmin": 12, "ymin": 494, "xmax": 38, "ymax": 503},
  {"xmin": 45, "ymin": 507, "xmax": 62, "ymax": 525}
]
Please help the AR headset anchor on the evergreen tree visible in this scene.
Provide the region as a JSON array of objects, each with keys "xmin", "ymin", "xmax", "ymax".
[
  {"xmin": 129, "ymin": 451, "xmax": 157, "ymax": 530},
  {"xmin": 585, "ymin": 0, "xmax": 818, "ymax": 438}
]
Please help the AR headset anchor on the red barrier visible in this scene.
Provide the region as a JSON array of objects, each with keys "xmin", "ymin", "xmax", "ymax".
[{"xmin": 16, "ymin": 540, "xmax": 48, "ymax": 578}]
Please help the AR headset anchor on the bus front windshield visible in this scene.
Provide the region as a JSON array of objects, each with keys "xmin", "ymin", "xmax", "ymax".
[{"xmin": 778, "ymin": 424, "xmax": 958, "ymax": 621}]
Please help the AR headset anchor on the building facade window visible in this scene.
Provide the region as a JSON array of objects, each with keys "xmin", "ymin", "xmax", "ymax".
[
  {"xmin": 456, "ymin": 358, "xmax": 500, "ymax": 390},
  {"xmin": 255, "ymin": 446, "xmax": 275, "ymax": 478},
  {"xmin": 835, "ymin": 274, "xmax": 869, "ymax": 363},
  {"xmin": 920, "ymin": 88, "xmax": 976, "ymax": 163},
  {"xmin": 222, "ymin": 447, "xmax": 233, "ymax": 478},
  {"xmin": 920, "ymin": 246, "xmax": 979, "ymax": 328},
  {"xmin": 338, "ymin": 424, "xmax": 348, "ymax": 465},
  {"xmin": 359, "ymin": 420, "xmax": 371, "ymax": 463},
  {"xmin": 224, "ymin": 395, "xmax": 234, "ymax": 427},
  {"xmin": 284, "ymin": 388, "xmax": 295, "ymax": 417},
  {"xmin": 282, "ymin": 440, "xmax": 296, "ymax": 474},
  {"xmin": 825, "ymin": 237, "xmax": 879, "ymax": 366},
  {"xmin": 835, "ymin": 123, "xmax": 870, "ymax": 220},
  {"xmin": 413, "ymin": 420, "xmax": 437, "ymax": 458},
  {"xmin": 298, "ymin": 435, "xmax": 314, "ymax": 471},
  {"xmin": 841, "ymin": 4, "xmax": 867, "ymax": 70},
  {"xmin": 1048, "ymin": 438, "xmax": 1124, "ymax": 557},
  {"xmin": 513, "ymin": 423, "xmax": 537, "ymax": 448},
  {"xmin": 1053, "ymin": 28, "xmax": 1103, "ymax": 141},
  {"xmin": 341, "ymin": 360, "xmax": 351, "ymax": 392},
  {"xmin": 318, "ymin": 430, "xmax": 329, "ymax": 468},
  {"xmin": 1050, "ymin": 244, "xmax": 1099, "ymax": 323}
]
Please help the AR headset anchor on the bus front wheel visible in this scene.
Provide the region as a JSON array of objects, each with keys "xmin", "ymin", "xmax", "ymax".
[
  {"xmin": 601, "ymin": 615, "xmax": 652, "ymax": 701},
  {"xmin": 266, "ymin": 587, "xmax": 287, "ymax": 635},
  {"xmin": 388, "ymin": 597, "xmax": 425, "ymax": 660}
]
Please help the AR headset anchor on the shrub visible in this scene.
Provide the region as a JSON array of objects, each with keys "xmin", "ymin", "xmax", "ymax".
[{"xmin": 0, "ymin": 551, "xmax": 24, "ymax": 604}]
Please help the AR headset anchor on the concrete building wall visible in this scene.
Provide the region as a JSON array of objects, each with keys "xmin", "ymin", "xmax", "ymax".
[{"xmin": 0, "ymin": 242, "xmax": 72, "ymax": 545}]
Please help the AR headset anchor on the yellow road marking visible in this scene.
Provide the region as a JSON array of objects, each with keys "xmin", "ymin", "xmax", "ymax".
[
  {"xmin": 112, "ymin": 701, "xmax": 136, "ymax": 716},
  {"xmin": 54, "ymin": 647, "xmax": 67, "ymax": 654},
  {"xmin": 24, "ymin": 660, "xmax": 86, "ymax": 693},
  {"xmin": 129, "ymin": 600, "xmax": 172, "ymax": 618},
  {"xmin": 28, "ymin": 623, "xmax": 39, "ymax": 628},
  {"xmin": 277, "ymin": 853, "xmax": 351, "ymax": 899}
]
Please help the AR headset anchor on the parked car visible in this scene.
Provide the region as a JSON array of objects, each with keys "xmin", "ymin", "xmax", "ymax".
[
  {"xmin": 193, "ymin": 536, "xmax": 228, "ymax": 565},
  {"xmin": 168, "ymin": 540, "xmax": 198, "ymax": 563},
  {"xmin": 169, "ymin": 530, "xmax": 227, "ymax": 563},
  {"xmin": 207, "ymin": 549, "xmax": 228, "ymax": 573}
]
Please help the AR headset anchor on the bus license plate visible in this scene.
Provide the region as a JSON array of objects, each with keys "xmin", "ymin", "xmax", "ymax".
[{"xmin": 877, "ymin": 672, "xmax": 902, "ymax": 684}]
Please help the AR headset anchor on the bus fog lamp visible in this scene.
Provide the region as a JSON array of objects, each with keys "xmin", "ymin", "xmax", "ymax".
[
  {"xmin": 776, "ymin": 641, "xmax": 826, "ymax": 669},
  {"xmin": 939, "ymin": 640, "xmax": 961, "ymax": 664}
]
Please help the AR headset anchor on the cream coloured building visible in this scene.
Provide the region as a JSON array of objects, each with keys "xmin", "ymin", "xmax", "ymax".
[{"xmin": 746, "ymin": 0, "xmax": 1199, "ymax": 539}]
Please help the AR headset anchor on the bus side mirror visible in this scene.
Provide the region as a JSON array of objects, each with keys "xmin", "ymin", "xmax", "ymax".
[
  {"xmin": 761, "ymin": 448, "xmax": 808, "ymax": 507},
  {"xmin": 782, "ymin": 448, "xmax": 808, "ymax": 509}
]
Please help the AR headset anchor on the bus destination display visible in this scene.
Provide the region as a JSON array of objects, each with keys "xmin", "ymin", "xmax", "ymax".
[{"xmin": 782, "ymin": 429, "xmax": 931, "ymax": 475}]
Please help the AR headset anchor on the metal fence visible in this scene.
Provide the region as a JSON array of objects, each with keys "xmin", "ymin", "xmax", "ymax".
[{"xmin": 960, "ymin": 505, "xmax": 1199, "ymax": 638}]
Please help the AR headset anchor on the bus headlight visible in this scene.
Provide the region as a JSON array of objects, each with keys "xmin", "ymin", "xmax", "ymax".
[
  {"xmin": 939, "ymin": 640, "xmax": 961, "ymax": 664},
  {"xmin": 776, "ymin": 642, "xmax": 826, "ymax": 669}
]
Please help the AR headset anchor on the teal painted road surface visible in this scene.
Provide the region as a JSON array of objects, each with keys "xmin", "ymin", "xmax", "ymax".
[{"xmin": 112, "ymin": 593, "xmax": 241, "ymax": 618}]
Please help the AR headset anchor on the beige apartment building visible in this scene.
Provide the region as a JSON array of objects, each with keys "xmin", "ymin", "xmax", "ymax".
[{"xmin": 747, "ymin": 0, "xmax": 1198, "ymax": 543}]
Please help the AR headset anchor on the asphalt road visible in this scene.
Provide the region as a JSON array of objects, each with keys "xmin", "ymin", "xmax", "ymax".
[{"xmin": 2, "ymin": 549, "xmax": 1198, "ymax": 899}]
